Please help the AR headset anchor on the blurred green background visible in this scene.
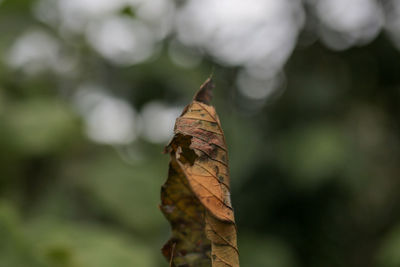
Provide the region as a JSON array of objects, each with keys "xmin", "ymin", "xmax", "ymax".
[{"xmin": 1, "ymin": 0, "xmax": 400, "ymax": 266}]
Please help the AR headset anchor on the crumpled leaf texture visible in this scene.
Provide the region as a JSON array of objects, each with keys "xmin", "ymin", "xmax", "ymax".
[{"xmin": 161, "ymin": 78, "xmax": 239, "ymax": 267}]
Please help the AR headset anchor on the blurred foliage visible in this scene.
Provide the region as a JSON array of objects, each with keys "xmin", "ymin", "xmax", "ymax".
[{"xmin": 1, "ymin": 1, "xmax": 400, "ymax": 267}]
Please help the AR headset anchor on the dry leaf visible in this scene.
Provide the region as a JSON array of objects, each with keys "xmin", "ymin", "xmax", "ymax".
[{"xmin": 160, "ymin": 78, "xmax": 239, "ymax": 267}]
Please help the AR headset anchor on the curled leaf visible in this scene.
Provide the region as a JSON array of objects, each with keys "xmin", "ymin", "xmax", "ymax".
[{"xmin": 160, "ymin": 78, "xmax": 239, "ymax": 267}]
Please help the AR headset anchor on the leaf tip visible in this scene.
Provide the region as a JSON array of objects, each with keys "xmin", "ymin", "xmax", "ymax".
[{"xmin": 194, "ymin": 77, "xmax": 214, "ymax": 105}]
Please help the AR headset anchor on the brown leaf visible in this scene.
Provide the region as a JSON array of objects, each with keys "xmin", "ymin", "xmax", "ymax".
[{"xmin": 160, "ymin": 78, "xmax": 239, "ymax": 267}]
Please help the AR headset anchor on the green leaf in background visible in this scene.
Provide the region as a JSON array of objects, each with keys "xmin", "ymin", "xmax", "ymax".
[
  {"xmin": 25, "ymin": 219, "xmax": 156, "ymax": 267},
  {"xmin": 239, "ymin": 233, "xmax": 297, "ymax": 267},
  {"xmin": 0, "ymin": 202, "xmax": 47, "ymax": 267},
  {"xmin": 377, "ymin": 225, "xmax": 400, "ymax": 267},
  {"xmin": 66, "ymin": 152, "xmax": 166, "ymax": 234},
  {"xmin": 276, "ymin": 123, "xmax": 351, "ymax": 189},
  {"xmin": 4, "ymin": 98, "xmax": 81, "ymax": 155}
]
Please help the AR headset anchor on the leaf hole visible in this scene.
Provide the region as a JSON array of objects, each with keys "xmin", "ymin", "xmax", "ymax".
[{"xmin": 175, "ymin": 133, "xmax": 198, "ymax": 166}]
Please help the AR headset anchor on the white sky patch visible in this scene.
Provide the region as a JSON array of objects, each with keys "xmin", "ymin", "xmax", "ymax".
[
  {"xmin": 314, "ymin": 0, "xmax": 383, "ymax": 50},
  {"xmin": 34, "ymin": 0, "xmax": 175, "ymax": 38},
  {"xmin": 86, "ymin": 16, "xmax": 155, "ymax": 66},
  {"xmin": 175, "ymin": 0, "xmax": 304, "ymax": 77},
  {"xmin": 237, "ymin": 70, "xmax": 284, "ymax": 101},
  {"xmin": 140, "ymin": 101, "xmax": 181, "ymax": 144},
  {"xmin": 6, "ymin": 30, "xmax": 60, "ymax": 75},
  {"xmin": 135, "ymin": 0, "xmax": 175, "ymax": 40},
  {"xmin": 74, "ymin": 85, "xmax": 139, "ymax": 145},
  {"xmin": 57, "ymin": 0, "xmax": 128, "ymax": 33},
  {"xmin": 33, "ymin": 0, "xmax": 173, "ymax": 66}
]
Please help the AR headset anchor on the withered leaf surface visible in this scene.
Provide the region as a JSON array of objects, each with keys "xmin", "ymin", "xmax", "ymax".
[{"xmin": 160, "ymin": 78, "xmax": 239, "ymax": 267}]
